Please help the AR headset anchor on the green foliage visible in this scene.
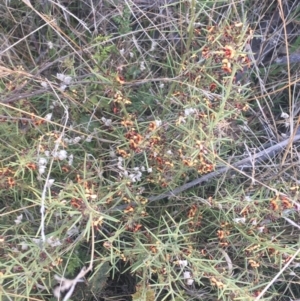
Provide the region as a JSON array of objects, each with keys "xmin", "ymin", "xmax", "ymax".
[
  {"xmin": 91, "ymin": 35, "xmax": 117, "ymax": 68},
  {"xmin": 112, "ymin": 5, "xmax": 132, "ymax": 35},
  {"xmin": 89, "ymin": 262, "xmax": 110, "ymax": 296}
]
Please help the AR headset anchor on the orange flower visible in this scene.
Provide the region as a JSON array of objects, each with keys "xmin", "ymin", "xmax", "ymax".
[{"xmin": 223, "ymin": 45, "xmax": 236, "ymax": 59}]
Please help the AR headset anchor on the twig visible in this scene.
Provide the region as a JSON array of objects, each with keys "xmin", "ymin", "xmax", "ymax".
[
  {"xmin": 39, "ymin": 83, "xmax": 69, "ymax": 244},
  {"xmin": 53, "ymin": 219, "xmax": 95, "ymax": 301},
  {"xmin": 110, "ymin": 130, "xmax": 300, "ymax": 212},
  {"xmin": 254, "ymin": 246, "xmax": 300, "ymax": 301},
  {"xmin": 148, "ymin": 131, "xmax": 300, "ymax": 203}
]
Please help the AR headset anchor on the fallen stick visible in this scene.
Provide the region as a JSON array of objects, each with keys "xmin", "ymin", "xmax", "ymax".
[
  {"xmin": 110, "ymin": 131, "xmax": 300, "ymax": 212},
  {"xmin": 148, "ymin": 132, "xmax": 300, "ymax": 202}
]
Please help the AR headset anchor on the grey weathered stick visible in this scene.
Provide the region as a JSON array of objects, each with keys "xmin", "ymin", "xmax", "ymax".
[
  {"xmin": 147, "ymin": 132, "xmax": 300, "ymax": 203},
  {"xmin": 109, "ymin": 132, "xmax": 300, "ymax": 212}
]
